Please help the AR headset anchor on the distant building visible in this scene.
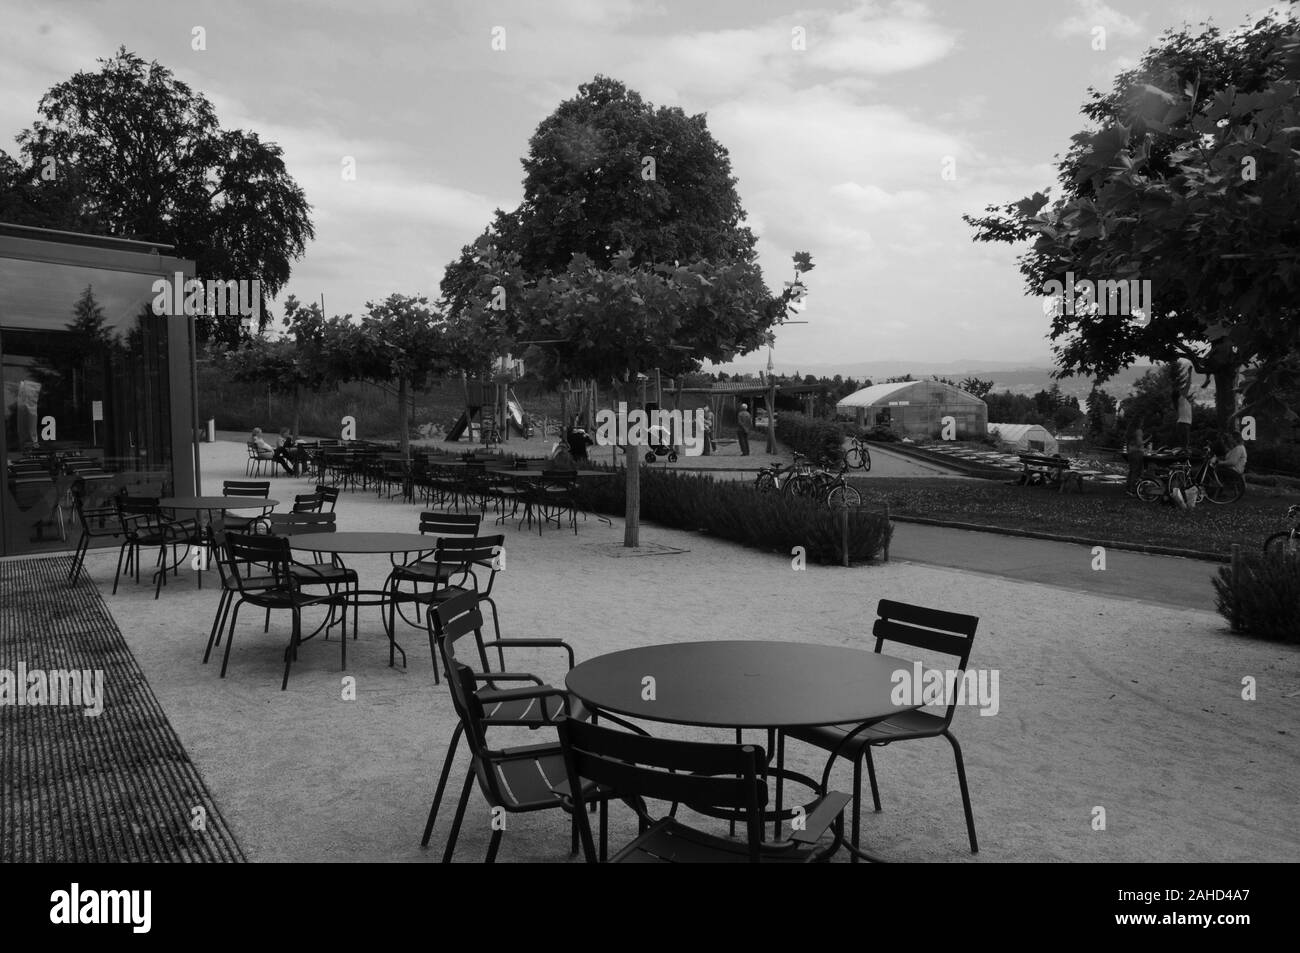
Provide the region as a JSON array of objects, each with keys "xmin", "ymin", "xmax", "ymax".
[
  {"xmin": 836, "ymin": 380, "xmax": 987, "ymax": 438},
  {"xmin": 987, "ymin": 423, "xmax": 1058, "ymax": 455}
]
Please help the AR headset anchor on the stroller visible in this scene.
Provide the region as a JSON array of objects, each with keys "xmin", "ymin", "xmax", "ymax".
[{"xmin": 643, "ymin": 424, "xmax": 679, "ymax": 464}]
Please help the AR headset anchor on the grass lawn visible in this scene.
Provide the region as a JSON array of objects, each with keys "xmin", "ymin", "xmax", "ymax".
[{"xmin": 853, "ymin": 477, "xmax": 1300, "ymax": 557}]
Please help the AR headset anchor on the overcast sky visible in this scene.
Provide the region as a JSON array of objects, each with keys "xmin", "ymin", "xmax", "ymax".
[{"xmin": 1, "ymin": 0, "xmax": 1285, "ymax": 373}]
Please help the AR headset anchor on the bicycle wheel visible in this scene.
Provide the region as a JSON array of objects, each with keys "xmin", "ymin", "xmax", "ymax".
[
  {"xmin": 1263, "ymin": 532, "xmax": 1299, "ymax": 557},
  {"xmin": 1201, "ymin": 470, "xmax": 1244, "ymax": 504},
  {"xmin": 1135, "ymin": 478, "xmax": 1164, "ymax": 503},
  {"xmin": 827, "ymin": 484, "xmax": 862, "ymax": 507},
  {"xmin": 783, "ymin": 474, "xmax": 815, "ymax": 499},
  {"xmin": 861, "ymin": 445, "xmax": 871, "ymax": 472},
  {"xmin": 754, "ymin": 471, "xmax": 775, "ymax": 493},
  {"xmin": 845, "ymin": 445, "xmax": 867, "ymax": 470}
]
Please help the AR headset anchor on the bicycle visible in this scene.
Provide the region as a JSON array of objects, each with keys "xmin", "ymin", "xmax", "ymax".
[
  {"xmin": 1135, "ymin": 444, "xmax": 1243, "ymax": 505},
  {"xmin": 844, "ymin": 434, "xmax": 872, "ymax": 471},
  {"xmin": 755, "ymin": 452, "xmax": 814, "ymax": 493},
  {"xmin": 1263, "ymin": 504, "xmax": 1300, "ymax": 556},
  {"xmin": 783, "ymin": 459, "xmax": 861, "ymax": 507}
]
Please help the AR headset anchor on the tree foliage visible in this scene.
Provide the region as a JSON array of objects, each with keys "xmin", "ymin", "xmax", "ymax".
[
  {"xmin": 0, "ymin": 47, "xmax": 313, "ymax": 344},
  {"xmin": 964, "ymin": 12, "xmax": 1300, "ymax": 428}
]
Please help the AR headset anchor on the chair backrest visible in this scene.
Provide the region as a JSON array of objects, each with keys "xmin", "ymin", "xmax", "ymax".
[
  {"xmin": 557, "ymin": 716, "xmax": 767, "ymax": 862},
  {"xmin": 428, "ymin": 590, "xmax": 493, "ymax": 682},
  {"xmin": 292, "ymin": 493, "xmax": 323, "ymax": 513},
  {"xmin": 872, "ymin": 599, "xmax": 979, "ymax": 728},
  {"xmin": 314, "ymin": 484, "xmax": 340, "ymax": 512},
  {"xmin": 225, "ymin": 532, "xmax": 293, "ymax": 591},
  {"xmin": 224, "ymin": 480, "xmax": 270, "ymax": 498},
  {"xmin": 435, "ymin": 534, "xmax": 503, "ymax": 578},
  {"xmin": 418, "ymin": 511, "xmax": 482, "ymax": 537},
  {"xmin": 267, "ymin": 511, "xmax": 336, "ymax": 535}
]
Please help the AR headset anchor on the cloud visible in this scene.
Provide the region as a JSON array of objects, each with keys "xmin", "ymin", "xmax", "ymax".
[{"xmin": 1057, "ymin": 0, "xmax": 1146, "ymax": 39}]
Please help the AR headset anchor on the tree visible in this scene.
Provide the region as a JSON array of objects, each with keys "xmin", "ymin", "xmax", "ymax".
[
  {"xmin": 442, "ymin": 76, "xmax": 805, "ymax": 546},
  {"xmin": 1, "ymin": 47, "xmax": 313, "ymax": 344},
  {"xmin": 960, "ymin": 376, "xmax": 995, "ymax": 399},
  {"xmin": 353, "ymin": 295, "xmax": 448, "ymax": 459},
  {"xmin": 1085, "ymin": 385, "xmax": 1118, "ymax": 445},
  {"xmin": 964, "ymin": 12, "xmax": 1300, "ymax": 430}
]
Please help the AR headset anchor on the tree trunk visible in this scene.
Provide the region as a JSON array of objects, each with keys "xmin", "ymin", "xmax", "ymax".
[
  {"xmin": 766, "ymin": 380, "xmax": 777, "ymax": 454},
  {"xmin": 398, "ymin": 372, "xmax": 410, "ymax": 459},
  {"xmin": 293, "ymin": 383, "xmax": 301, "ymax": 438},
  {"xmin": 623, "ymin": 378, "xmax": 640, "ymax": 547},
  {"xmin": 1214, "ymin": 367, "xmax": 1238, "ymax": 430}
]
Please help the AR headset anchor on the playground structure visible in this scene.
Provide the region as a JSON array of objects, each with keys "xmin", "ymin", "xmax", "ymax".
[{"xmin": 445, "ymin": 382, "xmax": 532, "ymax": 447}]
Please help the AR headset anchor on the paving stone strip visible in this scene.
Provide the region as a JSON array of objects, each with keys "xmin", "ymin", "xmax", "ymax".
[{"xmin": 0, "ymin": 556, "xmax": 244, "ymax": 862}]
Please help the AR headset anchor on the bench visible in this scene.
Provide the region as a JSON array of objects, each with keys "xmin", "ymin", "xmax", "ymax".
[{"xmin": 1016, "ymin": 453, "xmax": 1085, "ymax": 493}]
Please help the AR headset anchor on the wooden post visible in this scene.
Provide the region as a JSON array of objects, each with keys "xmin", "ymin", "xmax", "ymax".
[
  {"xmin": 841, "ymin": 504, "xmax": 849, "ymax": 567},
  {"xmin": 883, "ymin": 502, "xmax": 891, "ymax": 562}
]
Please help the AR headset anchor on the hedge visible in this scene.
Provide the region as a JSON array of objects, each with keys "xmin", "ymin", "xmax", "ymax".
[
  {"xmin": 572, "ymin": 467, "xmax": 891, "ymax": 565},
  {"xmin": 1212, "ymin": 552, "xmax": 1300, "ymax": 643},
  {"xmin": 774, "ymin": 412, "xmax": 846, "ymax": 465}
]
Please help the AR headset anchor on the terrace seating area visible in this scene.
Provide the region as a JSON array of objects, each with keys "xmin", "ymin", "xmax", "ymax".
[{"xmin": 11, "ymin": 435, "xmax": 1296, "ymax": 865}]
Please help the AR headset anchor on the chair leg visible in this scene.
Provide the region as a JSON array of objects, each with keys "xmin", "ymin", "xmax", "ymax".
[
  {"xmin": 220, "ymin": 602, "xmax": 243, "ymax": 677},
  {"xmin": 421, "ymin": 724, "xmax": 462, "ymax": 846},
  {"xmin": 442, "ymin": 769, "xmax": 475, "ymax": 863},
  {"xmin": 851, "ymin": 757, "xmax": 863, "ymax": 863},
  {"xmin": 204, "ymin": 589, "xmax": 231, "ymax": 662},
  {"xmin": 112, "ymin": 543, "xmax": 129, "ymax": 595},
  {"xmin": 945, "ymin": 731, "xmax": 978, "ymax": 854},
  {"xmin": 774, "ymin": 730, "xmax": 785, "ymax": 842},
  {"xmin": 865, "ymin": 746, "xmax": 883, "ymax": 811},
  {"xmin": 485, "ymin": 827, "xmax": 503, "ymax": 864},
  {"xmin": 282, "ymin": 610, "xmax": 300, "ymax": 690}
]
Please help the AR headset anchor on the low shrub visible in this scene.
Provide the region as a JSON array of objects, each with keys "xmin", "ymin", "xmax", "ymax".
[
  {"xmin": 775, "ymin": 412, "xmax": 846, "ymax": 464},
  {"xmin": 573, "ymin": 467, "xmax": 891, "ymax": 565},
  {"xmin": 842, "ymin": 423, "xmax": 901, "ymax": 443},
  {"xmin": 1212, "ymin": 552, "xmax": 1300, "ymax": 643}
]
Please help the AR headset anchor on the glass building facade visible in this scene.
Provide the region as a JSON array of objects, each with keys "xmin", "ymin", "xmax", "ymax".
[{"xmin": 0, "ymin": 223, "xmax": 199, "ymax": 557}]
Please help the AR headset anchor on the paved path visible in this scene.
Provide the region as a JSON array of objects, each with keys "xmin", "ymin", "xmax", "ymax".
[{"xmin": 890, "ymin": 521, "xmax": 1220, "ymax": 611}]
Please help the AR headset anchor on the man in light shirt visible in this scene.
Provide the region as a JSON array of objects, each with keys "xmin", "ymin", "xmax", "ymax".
[{"xmin": 1217, "ymin": 431, "xmax": 1247, "ymax": 491}]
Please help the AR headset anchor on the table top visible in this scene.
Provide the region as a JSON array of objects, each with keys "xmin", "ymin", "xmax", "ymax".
[
  {"xmin": 279, "ymin": 531, "xmax": 436, "ymax": 554},
  {"xmin": 487, "ymin": 468, "xmax": 612, "ymax": 478},
  {"xmin": 161, "ymin": 496, "xmax": 280, "ymax": 510},
  {"xmin": 565, "ymin": 641, "xmax": 917, "ymax": 730}
]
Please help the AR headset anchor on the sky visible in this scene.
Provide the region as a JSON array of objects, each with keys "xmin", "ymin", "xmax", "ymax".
[{"xmin": 0, "ymin": 0, "xmax": 1288, "ymax": 374}]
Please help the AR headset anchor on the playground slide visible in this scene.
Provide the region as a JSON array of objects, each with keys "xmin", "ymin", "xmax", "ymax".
[
  {"xmin": 445, "ymin": 411, "xmax": 471, "ymax": 442},
  {"xmin": 506, "ymin": 395, "xmax": 527, "ymax": 436}
]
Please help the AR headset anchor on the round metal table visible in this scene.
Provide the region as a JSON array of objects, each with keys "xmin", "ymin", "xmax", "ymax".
[
  {"xmin": 278, "ymin": 532, "xmax": 447, "ymax": 668},
  {"xmin": 565, "ymin": 640, "xmax": 918, "ymax": 860},
  {"xmin": 161, "ymin": 495, "xmax": 280, "ymax": 512}
]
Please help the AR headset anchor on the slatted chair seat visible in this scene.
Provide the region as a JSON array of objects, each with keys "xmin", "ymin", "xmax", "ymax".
[
  {"xmin": 787, "ymin": 709, "xmax": 947, "ymax": 759},
  {"xmin": 475, "ymin": 743, "xmax": 577, "ymax": 811},
  {"xmin": 608, "ymin": 816, "xmax": 842, "ymax": 864}
]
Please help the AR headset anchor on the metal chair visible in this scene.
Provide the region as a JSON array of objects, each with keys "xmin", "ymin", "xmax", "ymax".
[
  {"xmin": 68, "ymin": 492, "xmax": 122, "ymax": 582},
  {"xmin": 558, "ymin": 716, "xmax": 850, "ymax": 863},
  {"xmin": 222, "ymin": 480, "xmax": 273, "ymax": 533},
  {"xmin": 214, "ymin": 533, "xmax": 351, "ymax": 690},
  {"xmin": 780, "ymin": 599, "xmax": 981, "ymax": 858},
  {"xmin": 422, "ymin": 590, "xmax": 595, "ymax": 857}
]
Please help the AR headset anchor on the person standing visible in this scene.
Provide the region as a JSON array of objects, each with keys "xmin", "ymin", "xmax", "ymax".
[
  {"xmin": 736, "ymin": 402, "xmax": 752, "ymax": 456},
  {"xmin": 1124, "ymin": 419, "xmax": 1151, "ymax": 496},
  {"xmin": 1174, "ymin": 360, "xmax": 1194, "ymax": 450},
  {"xmin": 702, "ymin": 406, "xmax": 714, "ymax": 455}
]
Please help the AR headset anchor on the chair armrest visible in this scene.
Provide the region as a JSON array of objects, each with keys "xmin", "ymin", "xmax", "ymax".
[
  {"xmin": 483, "ymin": 638, "xmax": 575, "ymax": 669},
  {"xmin": 788, "ymin": 791, "xmax": 853, "ymax": 845},
  {"xmin": 470, "ymin": 672, "xmax": 545, "ymax": 686}
]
